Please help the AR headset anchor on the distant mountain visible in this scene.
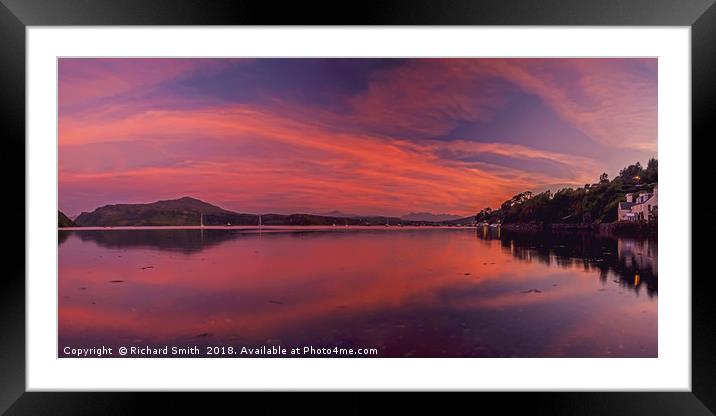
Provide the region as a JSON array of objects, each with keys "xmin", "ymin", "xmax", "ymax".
[
  {"xmin": 439, "ymin": 216, "xmax": 476, "ymax": 225},
  {"xmin": 401, "ymin": 212, "xmax": 463, "ymax": 222},
  {"xmin": 73, "ymin": 197, "xmax": 435, "ymax": 227},
  {"xmin": 263, "ymin": 213, "xmax": 412, "ymax": 226},
  {"xmin": 313, "ymin": 210, "xmax": 361, "ymax": 218},
  {"xmin": 74, "ymin": 197, "xmax": 257, "ymax": 227},
  {"xmin": 58, "ymin": 211, "xmax": 76, "ymax": 228}
]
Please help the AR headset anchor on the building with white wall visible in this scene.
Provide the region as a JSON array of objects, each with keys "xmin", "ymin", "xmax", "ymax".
[{"xmin": 618, "ymin": 185, "xmax": 657, "ymax": 222}]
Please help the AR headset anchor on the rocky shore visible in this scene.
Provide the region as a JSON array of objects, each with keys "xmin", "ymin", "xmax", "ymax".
[{"xmin": 598, "ymin": 221, "xmax": 657, "ymax": 237}]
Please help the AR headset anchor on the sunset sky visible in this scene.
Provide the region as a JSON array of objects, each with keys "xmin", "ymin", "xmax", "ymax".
[{"xmin": 58, "ymin": 58, "xmax": 657, "ymax": 217}]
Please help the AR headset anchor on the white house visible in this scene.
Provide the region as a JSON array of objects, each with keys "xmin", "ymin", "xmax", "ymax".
[{"xmin": 618, "ymin": 185, "xmax": 657, "ymax": 222}]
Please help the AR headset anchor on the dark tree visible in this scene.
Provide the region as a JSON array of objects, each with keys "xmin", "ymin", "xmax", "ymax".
[
  {"xmin": 643, "ymin": 158, "xmax": 658, "ymax": 183},
  {"xmin": 475, "ymin": 207, "xmax": 493, "ymax": 222},
  {"xmin": 619, "ymin": 162, "xmax": 644, "ymax": 183},
  {"xmin": 474, "ymin": 159, "xmax": 657, "ymax": 225}
]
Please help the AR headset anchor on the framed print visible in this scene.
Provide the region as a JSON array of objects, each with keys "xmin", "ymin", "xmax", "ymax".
[{"xmin": 1, "ymin": 0, "xmax": 713, "ymax": 414}]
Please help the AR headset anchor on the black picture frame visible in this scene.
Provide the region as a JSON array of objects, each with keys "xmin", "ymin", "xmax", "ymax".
[{"xmin": 0, "ymin": 0, "xmax": 711, "ymax": 414}]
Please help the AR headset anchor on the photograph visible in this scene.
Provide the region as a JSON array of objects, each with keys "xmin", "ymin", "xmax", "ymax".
[
  {"xmin": 57, "ymin": 57, "xmax": 658, "ymax": 359},
  {"xmin": 2, "ymin": 0, "xmax": 708, "ymax": 410}
]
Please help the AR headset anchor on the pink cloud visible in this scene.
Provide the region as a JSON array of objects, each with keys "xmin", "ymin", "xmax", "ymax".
[
  {"xmin": 58, "ymin": 58, "xmax": 657, "ymax": 216},
  {"xmin": 60, "ymin": 103, "xmax": 600, "ymax": 215},
  {"xmin": 481, "ymin": 59, "xmax": 657, "ymax": 152}
]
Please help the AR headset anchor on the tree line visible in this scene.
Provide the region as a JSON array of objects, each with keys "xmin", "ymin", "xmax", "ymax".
[{"xmin": 475, "ymin": 158, "xmax": 657, "ymax": 224}]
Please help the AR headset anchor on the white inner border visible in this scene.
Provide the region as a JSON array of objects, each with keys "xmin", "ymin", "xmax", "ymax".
[{"xmin": 27, "ymin": 27, "xmax": 691, "ymax": 391}]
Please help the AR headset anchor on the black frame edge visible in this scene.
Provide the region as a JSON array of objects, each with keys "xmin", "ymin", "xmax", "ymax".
[
  {"xmin": 0, "ymin": 1, "xmax": 26, "ymax": 415},
  {"xmin": 0, "ymin": 0, "xmax": 714, "ymax": 25},
  {"xmin": 1, "ymin": 0, "xmax": 714, "ymax": 414},
  {"xmin": 691, "ymin": 0, "xmax": 716, "ymax": 413},
  {"xmin": 3, "ymin": 392, "xmax": 715, "ymax": 415}
]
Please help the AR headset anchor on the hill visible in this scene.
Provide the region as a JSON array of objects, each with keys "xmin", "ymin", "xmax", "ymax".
[
  {"xmin": 401, "ymin": 212, "xmax": 462, "ymax": 222},
  {"xmin": 438, "ymin": 216, "xmax": 476, "ymax": 226},
  {"xmin": 74, "ymin": 197, "xmax": 257, "ymax": 226},
  {"xmin": 72, "ymin": 197, "xmax": 437, "ymax": 227},
  {"xmin": 58, "ymin": 211, "xmax": 76, "ymax": 228},
  {"xmin": 313, "ymin": 210, "xmax": 361, "ymax": 218},
  {"xmin": 474, "ymin": 158, "xmax": 658, "ymax": 225}
]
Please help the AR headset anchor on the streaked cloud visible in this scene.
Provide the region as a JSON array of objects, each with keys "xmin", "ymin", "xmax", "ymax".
[{"xmin": 58, "ymin": 58, "xmax": 657, "ymax": 216}]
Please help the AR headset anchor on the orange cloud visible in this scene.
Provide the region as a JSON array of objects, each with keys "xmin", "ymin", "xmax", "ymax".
[
  {"xmin": 60, "ymin": 102, "xmax": 605, "ymax": 216},
  {"xmin": 58, "ymin": 58, "xmax": 657, "ymax": 216}
]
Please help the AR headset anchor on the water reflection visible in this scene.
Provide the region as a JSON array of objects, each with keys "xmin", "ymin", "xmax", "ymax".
[
  {"xmin": 59, "ymin": 228, "xmax": 657, "ymax": 358},
  {"xmin": 60, "ymin": 229, "xmax": 240, "ymax": 254},
  {"xmin": 477, "ymin": 227, "xmax": 657, "ymax": 297}
]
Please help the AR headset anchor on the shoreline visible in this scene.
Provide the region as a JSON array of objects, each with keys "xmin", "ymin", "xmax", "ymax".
[
  {"xmin": 498, "ymin": 221, "xmax": 657, "ymax": 238},
  {"xmin": 58, "ymin": 225, "xmax": 478, "ymax": 232}
]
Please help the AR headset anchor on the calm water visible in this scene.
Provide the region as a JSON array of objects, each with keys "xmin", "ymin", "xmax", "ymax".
[{"xmin": 58, "ymin": 227, "xmax": 657, "ymax": 358}]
